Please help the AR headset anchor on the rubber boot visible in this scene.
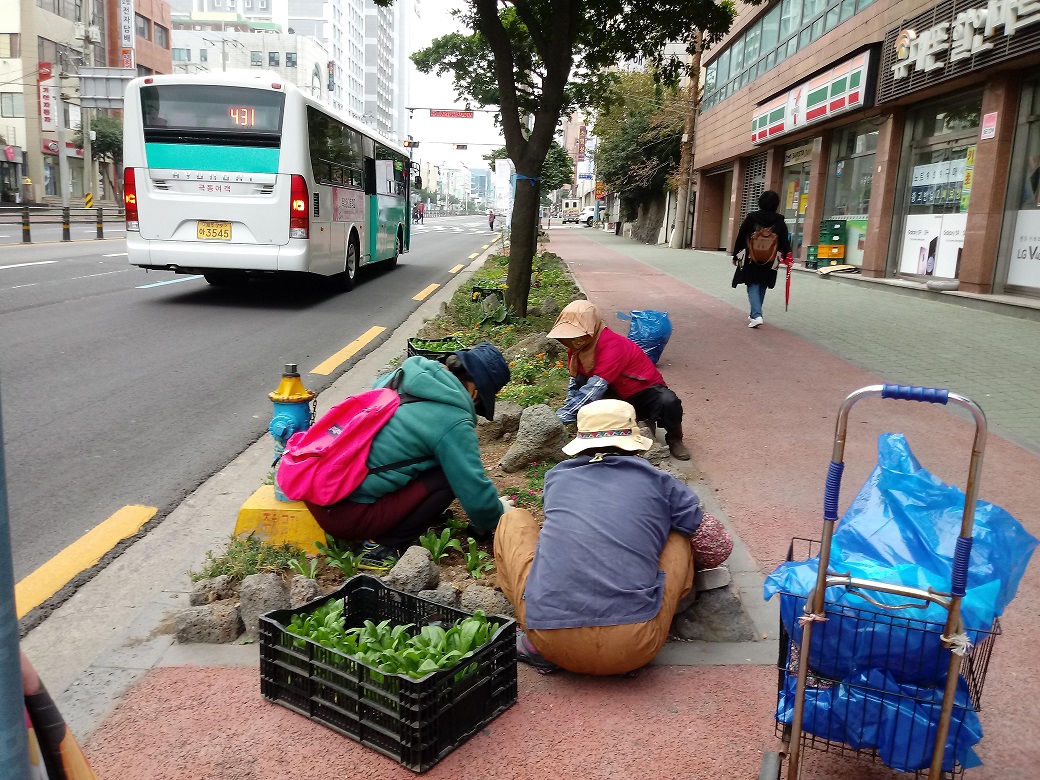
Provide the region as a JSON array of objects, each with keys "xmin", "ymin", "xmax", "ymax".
[{"xmin": 665, "ymin": 427, "xmax": 691, "ymax": 461}]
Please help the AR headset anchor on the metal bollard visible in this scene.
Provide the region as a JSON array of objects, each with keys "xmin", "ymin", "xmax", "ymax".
[
  {"xmin": 96, "ymin": 206, "xmax": 104, "ymax": 239},
  {"xmin": 21, "ymin": 206, "xmax": 30, "ymax": 244},
  {"xmin": 61, "ymin": 207, "xmax": 71, "ymax": 242}
]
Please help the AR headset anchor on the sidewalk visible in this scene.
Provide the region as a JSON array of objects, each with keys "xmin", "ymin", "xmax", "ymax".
[{"xmin": 27, "ymin": 229, "xmax": 1040, "ymax": 779}]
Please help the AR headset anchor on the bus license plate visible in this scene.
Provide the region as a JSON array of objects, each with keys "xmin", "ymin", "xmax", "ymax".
[{"xmin": 197, "ymin": 221, "xmax": 232, "ymax": 240}]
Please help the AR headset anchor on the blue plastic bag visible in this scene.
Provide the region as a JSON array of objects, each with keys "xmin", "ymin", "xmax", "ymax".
[{"xmin": 617, "ymin": 310, "xmax": 672, "ymax": 364}]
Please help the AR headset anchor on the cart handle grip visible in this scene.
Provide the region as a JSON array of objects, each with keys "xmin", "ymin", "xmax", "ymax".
[
  {"xmin": 881, "ymin": 384, "xmax": 949, "ymax": 404},
  {"xmin": 824, "ymin": 461, "xmax": 844, "ymax": 522},
  {"xmin": 952, "ymin": 536, "xmax": 973, "ymax": 598}
]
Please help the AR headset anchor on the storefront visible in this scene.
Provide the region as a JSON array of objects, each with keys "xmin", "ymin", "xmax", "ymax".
[
  {"xmin": 892, "ymin": 93, "xmax": 981, "ymax": 280},
  {"xmin": 1, "ymin": 145, "xmax": 23, "ymax": 203},
  {"xmin": 1002, "ymin": 79, "xmax": 1040, "ymax": 294},
  {"xmin": 781, "ymin": 143, "xmax": 813, "ymax": 259},
  {"xmin": 822, "ymin": 123, "xmax": 877, "ymax": 266}
]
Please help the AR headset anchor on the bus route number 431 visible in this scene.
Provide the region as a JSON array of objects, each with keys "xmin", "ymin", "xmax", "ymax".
[{"xmin": 198, "ymin": 221, "xmax": 232, "ymax": 240}]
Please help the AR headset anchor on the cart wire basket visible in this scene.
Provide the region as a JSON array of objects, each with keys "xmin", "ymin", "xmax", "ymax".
[
  {"xmin": 760, "ymin": 384, "xmax": 1000, "ymax": 780},
  {"xmin": 771, "ymin": 538, "xmax": 1000, "ymax": 779}
]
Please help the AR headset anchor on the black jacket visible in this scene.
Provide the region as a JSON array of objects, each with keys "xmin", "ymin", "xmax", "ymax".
[{"xmin": 732, "ymin": 210, "xmax": 792, "ymax": 288}]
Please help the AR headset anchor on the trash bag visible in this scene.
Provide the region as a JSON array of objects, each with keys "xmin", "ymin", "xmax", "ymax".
[
  {"xmin": 765, "ymin": 433, "xmax": 1037, "ymax": 685},
  {"xmin": 617, "ymin": 310, "xmax": 672, "ymax": 364}
]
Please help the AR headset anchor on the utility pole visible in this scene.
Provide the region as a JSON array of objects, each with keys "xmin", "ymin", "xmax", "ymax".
[
  {"xmin": 79, "ymin": 1, "xmax": 95, "ymax": 205},
  {"xmin": 55, "ymin": 66, "xmax": 72, "ymax": 208},
  {"xmin": 670, "ymin": 27, "xmax": 703, "ymax": 250}
]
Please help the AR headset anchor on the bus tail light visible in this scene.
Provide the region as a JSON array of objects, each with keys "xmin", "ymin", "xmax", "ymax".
[
  {"xmin": 124, "ymin": 167, "xmax": 139, "ymax": 231},
  {"xmin": 290, "ymin": 175, "xmax": 309, "ymax": 239}
]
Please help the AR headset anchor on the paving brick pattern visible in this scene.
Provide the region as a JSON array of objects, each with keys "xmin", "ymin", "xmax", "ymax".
[{"xmin": 570, "ymin": 230, "xmax": 1040, "ymax": 454}]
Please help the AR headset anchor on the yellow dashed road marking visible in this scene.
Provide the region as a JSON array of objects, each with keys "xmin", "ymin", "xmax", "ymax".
[
  {"xmin": 449, "ymin": 264, "xmax": 465, "ymax": 274},
  {"xmin": 412, "ymin": 283, "xmax": 440, "ymax": 302},
  {"xmin": 468, "ymin": 253, "xmax": 479, "ymax": 259},
  {"xmin": 311, "ymin": 325, "xmax": 386, "ymax": 375},
  {"xmin": 16, "ymin": 505, "xmax": 157, "ymax": 618},
  {"xmin": 481, "ymin": 244, "xmax": 490, "ymax": 249}
]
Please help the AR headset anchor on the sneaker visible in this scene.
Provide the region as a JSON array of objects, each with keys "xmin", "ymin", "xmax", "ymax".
[
  {"xmin": 748, "ymin": 316, "xmax": 763, "ymax": 328},
  {"xmin": 357, "ymin": 540, "xmax": 399, "ymax": 571},
  {"xmin": 516, "ymin": 630, "xmax": 560, "ymax": 674}
]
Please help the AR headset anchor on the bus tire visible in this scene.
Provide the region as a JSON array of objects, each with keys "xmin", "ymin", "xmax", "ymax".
[
  {"xmin": 386, "ymin": 232, "xmax": 401, "ymax": 269},
  {"xmin": 203, "ymin": 271, "xmax": 247, "ymax": 287},
  {"xmin": 338, "ymin": 240, "xmax": 358, "ymax": 292}
]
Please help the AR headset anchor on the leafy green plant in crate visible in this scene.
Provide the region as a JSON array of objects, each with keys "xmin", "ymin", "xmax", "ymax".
[
  {"xmin": 419, "ymin": 528, "xmax": 462, "ymax": 563},
  {"xmin": 464, "ymin": 538, "xmax": 496, "ymax": 579}
]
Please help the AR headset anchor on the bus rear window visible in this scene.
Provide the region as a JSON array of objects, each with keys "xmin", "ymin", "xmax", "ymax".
[{"xmin": 141, "ymin": 85, "xmax": 284, "ymax": 135}]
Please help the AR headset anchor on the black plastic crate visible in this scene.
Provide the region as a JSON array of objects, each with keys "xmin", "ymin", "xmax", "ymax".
[
  {"xmin": 259, "ymin": 575, "xmax": 517, "ymax": 773},
  {"xmin": 406, "ymin": 336, "xmax": 470, "ymax": 360}
]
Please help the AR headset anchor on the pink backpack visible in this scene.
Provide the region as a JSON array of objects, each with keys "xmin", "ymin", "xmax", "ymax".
[{"xmin": 275, "ymin": 373, "xmax": 426, "ymax": 505}]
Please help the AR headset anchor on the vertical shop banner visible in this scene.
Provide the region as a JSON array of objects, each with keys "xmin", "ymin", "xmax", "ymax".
[
  {"xmin": 120, "ymin": 0, "xmax": 135, "ymax": 69},
  {"xmin": 39, "ymin": 79, "xmax": 57, "ymax": 132},
  {"xmin": 576, "ymin": 125, "xmax": 587, "ymax": 162},
  {"xmin": 960, "ymin": 146, "xmax": 975, "ymax": 211},
  {"xmin": 1007, "ymin": 211, "xmax": 1040, "ymax": 289},
  {"xmin": 899, "ymin": 214, "xmax": 966, "ymax": 277}
]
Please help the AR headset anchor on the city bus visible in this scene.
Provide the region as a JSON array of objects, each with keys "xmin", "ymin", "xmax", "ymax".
[{"xmin": 122, "ymin": 73, "xmax": 412, "ymax": 289}]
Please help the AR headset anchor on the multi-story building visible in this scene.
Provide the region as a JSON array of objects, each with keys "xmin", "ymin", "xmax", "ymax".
[
  {"xmin": 0, "ymin": 0, "xmax": 171, "ymax": 203},
  {"xmin": 692, "ymin": 0, "xmax": 1040, "ymax": 299},
  {"xmin": 170, "ymin": 15, "xmax": 330, "ymax": 103}
]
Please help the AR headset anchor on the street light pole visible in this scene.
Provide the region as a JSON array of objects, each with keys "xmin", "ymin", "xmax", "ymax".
[
  {"xmin": 79, "ymin": 1, "xmax": 95, "ymax": 205},
  {"xmin": 55, "ymin": 67, "xmax": 72, "ymax": 208}
]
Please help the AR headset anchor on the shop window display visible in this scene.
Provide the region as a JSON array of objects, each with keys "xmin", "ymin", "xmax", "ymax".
[
  {"xmin": 823, "ymin": 125, "xmax": 877, "ymax": 266},
  {"xmin": 1005, "ymin": 82, "xmax": 1040, "ymax": 291}
]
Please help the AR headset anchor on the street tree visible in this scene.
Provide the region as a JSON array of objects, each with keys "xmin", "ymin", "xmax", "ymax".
[
  {"xmin": 74, "ymin": 113, "xmax": 124, "ymax": 198},
  {"xmin": 387, "ymin": 0, "xmax": 738, "ymax": 316},
  {"xmin": 485, "ymin": 140, "xmax": 575, "ymax": 203}
]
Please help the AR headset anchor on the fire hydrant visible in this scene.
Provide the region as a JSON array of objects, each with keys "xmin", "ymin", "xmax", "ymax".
[{"xmin": 269, "ymin": 363, "xmax": 315, "ymax": 501}]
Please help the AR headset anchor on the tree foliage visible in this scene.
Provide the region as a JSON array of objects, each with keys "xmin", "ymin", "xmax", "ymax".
[
  {"xmin": 593, "ymin": 72, "xmax": 686, "ymax": 218},
  {"xmin": 484, "ymin": 140, "xmax": 574, "ymax": 193},
  {"xmin": 74, "ymin": 113, "xmax": 123, "ymax": 165},
  {"xmin": 383, "ymin": 0, "xmax": 740, "ymax": 314}
]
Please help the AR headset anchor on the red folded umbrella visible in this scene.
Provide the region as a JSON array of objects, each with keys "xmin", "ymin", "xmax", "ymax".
[{"xmin": 782, "ymin": 254, "xmax": 794, "ymax": 311}]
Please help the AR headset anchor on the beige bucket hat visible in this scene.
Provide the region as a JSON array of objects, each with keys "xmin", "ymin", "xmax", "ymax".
[{"xmin": 562, "ymin": 399, "xmax": 654, "ymax": 456}]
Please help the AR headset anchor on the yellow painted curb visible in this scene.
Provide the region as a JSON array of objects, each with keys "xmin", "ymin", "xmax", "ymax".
[
  {"xmin": 234, "ymin": 485, "xmax": 325, "ymax": 553},
  {"xmin": 311, "ymin": 325, "xmax": 386, "ymax": 376},
  {"xmin": 16, "ymin": 504, "xmax": 156, "ymax": 618},
  {"xmin": 449, "ymin": 264, "xmax": 464, "ymax": 274},
  {"xmin": 412, "ymin": 283, "xmax": 440, "ymax": 301}
]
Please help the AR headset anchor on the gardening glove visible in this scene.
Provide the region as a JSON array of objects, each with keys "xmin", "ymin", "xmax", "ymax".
[{"xmin": 499, "ymin": 495, "xmax": 516, "ymax": 514}]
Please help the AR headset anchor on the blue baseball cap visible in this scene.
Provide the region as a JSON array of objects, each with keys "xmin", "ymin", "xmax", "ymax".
[{"xmin": 453, "ymin": 342, "xmax": 510, "ymax": 420}]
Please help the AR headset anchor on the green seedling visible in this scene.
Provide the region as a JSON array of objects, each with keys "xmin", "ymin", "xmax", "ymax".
[
  {"xmin": 444, "ymin": 513, "xmax": 469, "ymax": 532},
  {"xmin": 419, "ymin": 527, "xmax": 462, "ymax": 563},
  {"xmin": 315, "ymin": 534, "xmax": 360, "ymax": 578},
  {"xmin": 288, "ymin": 551, "xmax": 319, "ymax": 580},
  {"xmin": 286, "ymin": 603, "xmax": 500, "ymax": 681},
  {"xmin": 464, "ymin": 538, "xmax": 496, "ymax": 579}
]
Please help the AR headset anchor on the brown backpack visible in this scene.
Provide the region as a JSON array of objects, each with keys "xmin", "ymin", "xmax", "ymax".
[{"xmin": 747, "ymin": 225, "xmax": 779, "ymax": 264}]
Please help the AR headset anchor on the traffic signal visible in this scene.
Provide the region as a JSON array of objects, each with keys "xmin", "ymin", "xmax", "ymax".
[{"xmin": 402, "ymin": 140, "xmax": 419, "ymax": 148}]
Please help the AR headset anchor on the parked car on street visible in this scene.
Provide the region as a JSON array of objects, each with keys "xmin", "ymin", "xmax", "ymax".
[{"xmin": 579, "ymin": 205, "xmax": 598, "ymax": 226}]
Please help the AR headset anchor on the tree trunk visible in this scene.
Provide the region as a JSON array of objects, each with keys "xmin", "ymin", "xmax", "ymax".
[
  {"xmin": 505, "ymin": 175, "xmax": 541, "ymax": 318},
  {"xmin": 669, "ymin": 28, "xmax": 702, "ymax": 250}
]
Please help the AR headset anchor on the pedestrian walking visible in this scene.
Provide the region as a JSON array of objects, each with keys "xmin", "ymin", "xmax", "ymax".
[
  {"xmin": 488, "ymin": 209, "xmax": 496, "ymax": 230},
  {"xmin": 495, "ymin": 400, "xmax": 700, "ymax": 676},
  {"xmin": 548, "ymin": 300, "xmax": 691, "ymax": 460},
  {"xmin": 732, "ymin": 190, "xmax": 793, "ymax": 328},
  {"xmin": 418, "ymin": 201, "xmax": 425, "ymax": 223}
]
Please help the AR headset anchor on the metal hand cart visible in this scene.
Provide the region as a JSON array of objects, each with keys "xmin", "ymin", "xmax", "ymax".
[{"xmin": 759, "ymin": 385, "xmax": 1000, "ymax": 780}]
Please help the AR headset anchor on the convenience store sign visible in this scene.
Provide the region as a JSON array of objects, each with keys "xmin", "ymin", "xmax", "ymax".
[{"xmin": 752, "ymin": 52, "xmax": 871, "ymax": 144}]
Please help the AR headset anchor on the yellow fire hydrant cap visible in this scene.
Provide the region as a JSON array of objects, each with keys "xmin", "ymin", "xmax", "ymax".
[{"xmin": 269, "ymin": 367, "xmax": 315, "ymax": 402}]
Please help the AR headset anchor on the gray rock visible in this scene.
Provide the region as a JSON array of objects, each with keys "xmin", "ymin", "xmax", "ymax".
[
  {"xmin": 175, "ymin": 604, "xmax": 243, "ymax": 644},
  {"xmin": 418, "ymin": 582, "xmax": 461, "ymax": 608},
  {"xmin": 189, "ymin": 574, "xmax": 237, "ymax": 606},
  {"xmin": 499, "ymin": 404, "xmax": 568, "ymax": 473},
  {"xmin": 290, "ymin": 576, "xmax": 323, "ymax": 608},
  {"xmin": 539, "ymin": 296, "xmax": 560, "ymax": 317},
  {"xmin": 672, "ymin": 586, "xmax": 757, "ymax": 642},
  {"xmin": 383, "ymin": 546, "xmax": 439, "ymax": 593},
  {"xmin": 494, "ymin": 400, "xmax": 524, "ymax": 435},
  {"xmin": 239, "ymin": 573, "xmax": 291, "ymax": 638},
  {"xmin": 503, "ymin": 332, "xmax": 564, "ymax": 362},
  {"xmin": 476, "ymin": 415, "xmax": 504, "ymax": 445},
  {"xmin": 460, "ymin": 585, "xmax": 516, "ymax": 618}
]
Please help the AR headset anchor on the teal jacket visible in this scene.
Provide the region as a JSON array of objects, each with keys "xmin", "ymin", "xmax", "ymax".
[{"xmin": 348, "ymin": 356, "xmax": 502, "ymax": 530}]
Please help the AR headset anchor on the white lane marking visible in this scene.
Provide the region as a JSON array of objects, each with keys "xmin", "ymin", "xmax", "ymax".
[
  {"xmin": 136, "ymin": 275, "xmax": 204, "ymax": 289},
  {"xmin": 69, "ymin": 270, "xmax": 130, "ymax": 281},
  {"xmin": 0, "ymin": 260, "xmax": 59, "ymax": 271},
  {"xmin": 9, "ymin": 283, "xmax": 38, "ymax": 290},
  {"xmin": 103, "ymin": 253, "xmax": 129, "ymax": 257}
]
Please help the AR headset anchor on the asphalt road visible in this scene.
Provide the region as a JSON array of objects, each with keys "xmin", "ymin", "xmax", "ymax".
[{"xmin": 0, "ymin": 215, "xmax": 495, "ymax": 581}]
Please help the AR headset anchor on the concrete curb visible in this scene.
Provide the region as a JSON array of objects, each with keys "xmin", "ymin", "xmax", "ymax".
[{"xmin": 22, "ymin": 239, "xmax": 501, "ymax": 742}]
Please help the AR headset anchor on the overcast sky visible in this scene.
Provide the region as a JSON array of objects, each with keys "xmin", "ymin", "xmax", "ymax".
[{"xmin": 405, "ymin": 2, "xmax": 506, "ymax": 173}]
